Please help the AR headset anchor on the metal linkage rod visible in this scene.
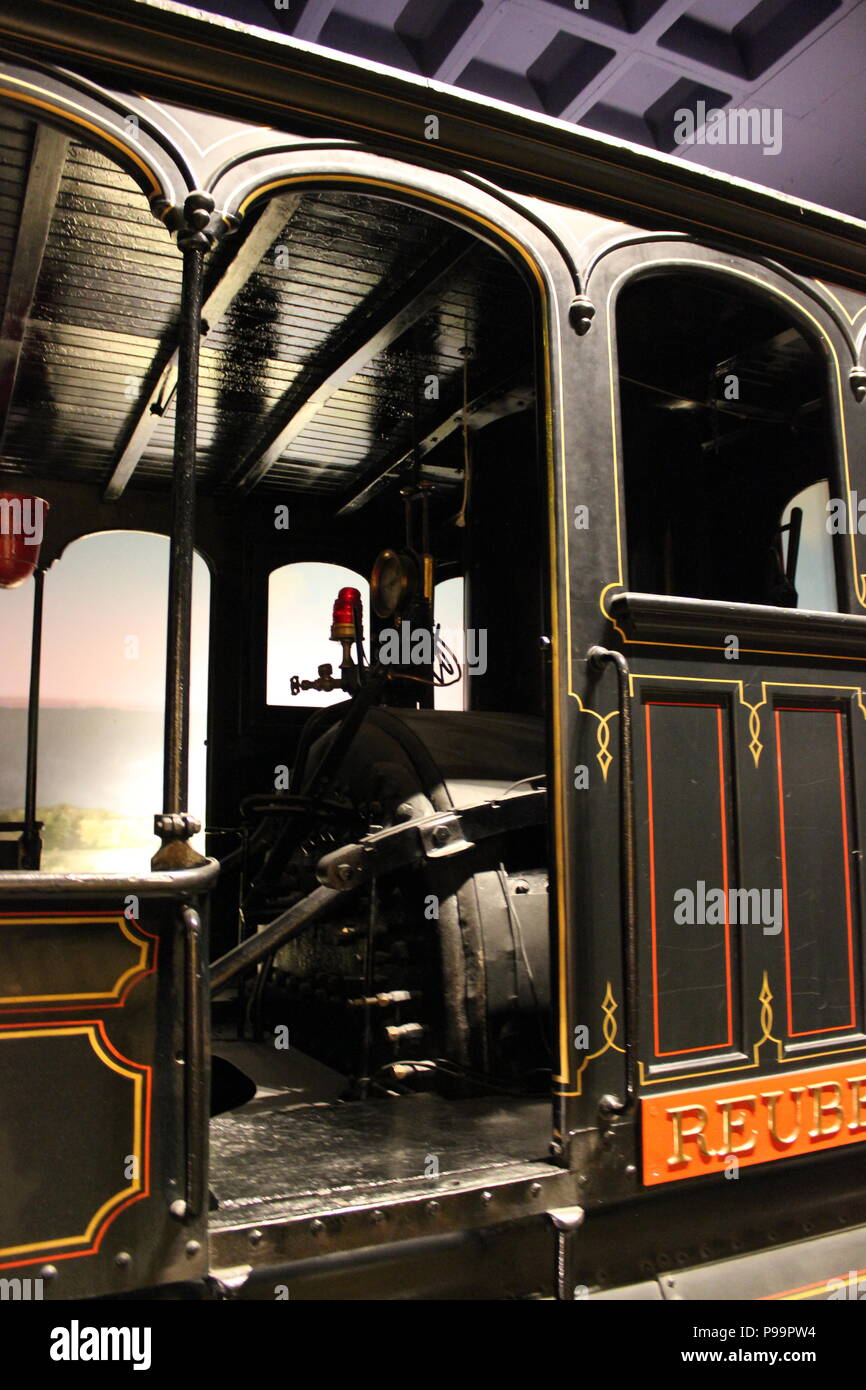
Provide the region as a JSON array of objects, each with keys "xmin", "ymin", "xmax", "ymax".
[{"xmin": 209, "ymin": 884, "xmax": 343, "ymax": 996}]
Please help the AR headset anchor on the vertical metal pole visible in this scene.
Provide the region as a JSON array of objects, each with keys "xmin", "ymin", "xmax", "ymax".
[
  {"xmin": 22, "ymin": 566, "xmax": 43, "ymax": 869},
  {"xmin": 180, "ymin": 904, "xmax": 207, "ymax": 1222},
  {"xmin": 154, "ymin": 193, "xmax": 213, "ymax": 870},
  {"xmin": 163, "ymin": 245, "xmax": 202, "ymax": 815}
]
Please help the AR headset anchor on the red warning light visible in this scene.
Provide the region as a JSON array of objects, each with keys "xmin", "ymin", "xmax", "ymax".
[{"xmin": 331, "ymin": 586, "xmax": 362, "ymax": 642}]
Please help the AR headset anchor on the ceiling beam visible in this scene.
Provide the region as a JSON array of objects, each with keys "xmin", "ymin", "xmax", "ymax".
[
  {"xmin": 103, "ymin": 192, "xmax": 302, "ymax": 500},
  {"xmin": 227, "ymin": 238, "xmax": 476, "ymax": 495},
  {"xmin": 337, "ymin": 370, "xmax": 534, "ymax": 515},
  {"xmin": 0, "ymin": 123, "xmax": 68, "ymax": 452},
  {"xmin": 291, "ymin": 0, "xmax": 338, "ymax": 44}
]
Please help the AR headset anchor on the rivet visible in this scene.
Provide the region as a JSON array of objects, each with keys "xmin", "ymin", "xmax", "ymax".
[
  {"xmin": 528, "ymin": 1182, "xmax": 542, "ymax": 1198},
  {"xmin": 371, "ymin": 1208, "xmax": 385, "ymax": 1224},
  {"xmin": 425, "ymin": 1200, "xmax": 440, "ymax": 1215},
  {"xmin": 309, "ymin": 1219, "xmax": 325, "ymax": 1235},
  {"xmin": 114, "ymin": 1252, "xmax": 132, "ymax": 1268},
  {"xmin": 185, "ymin": 1240, "xmax": 200, "ymax": 1257},
  {"xmin": 480, "ymin": 1190, "xmax": 493, "ymax": 1203},
  {"xmin": 249, "ymin": 1228, "xmax": 263, "ymax": 1245},
  {"xmin": 169, "ymin": 1199, "xmax": 188, "ymax": 1220},
  {"xmin": 39, "ymin": 1265, "xmax": 57, "ymax": 1281}
]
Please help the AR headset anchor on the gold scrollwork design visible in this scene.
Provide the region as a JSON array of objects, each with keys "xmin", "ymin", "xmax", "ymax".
[
  {"xmin": 570, "ymin": 694, "xmax": 618, "ymax": 781},
  {"xmin": 573, "ymin": 981, "xmax": 624, "ymax": 1096},
  {"xmin": 755, "ymin": 971, "xmax": 784, "ymax": 1063},
  {"xmin": 739, "ymin": 681, "xmax": 866, "ymax": 769}
]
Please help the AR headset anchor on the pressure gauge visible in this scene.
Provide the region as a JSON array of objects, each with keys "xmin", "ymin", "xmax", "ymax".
[{"xmin": 371, "ymin": 549, "xmax": 416, "ymax": 620}]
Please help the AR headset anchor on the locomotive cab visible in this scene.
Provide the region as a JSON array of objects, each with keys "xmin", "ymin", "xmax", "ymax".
[{"xmin": 4, "ymin": 0, "xmax": 866, "ymax": 1304}]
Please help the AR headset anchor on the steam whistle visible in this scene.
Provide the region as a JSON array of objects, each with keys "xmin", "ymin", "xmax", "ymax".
[{"xmin": 290, "ymin": 587, "xmax": 364, "ymax": 696}]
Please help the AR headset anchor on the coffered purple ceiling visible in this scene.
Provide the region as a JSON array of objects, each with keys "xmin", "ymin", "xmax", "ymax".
[{"xmin": 187, "ymin": 0, "xmax": 866, "ymax": 220}]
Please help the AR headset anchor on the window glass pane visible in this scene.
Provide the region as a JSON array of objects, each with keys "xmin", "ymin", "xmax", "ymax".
[
  {"xmin": 434, "ymin": 575, "xmax": 465, "ymax": 711},
  {"xmin": 617, "ymin": 274, "xmax": 839, "ymax": 610},
  {"xmin": 267, "ymin": 562, "xmax": 369, "ymax": 707},
  {"xmin": 0, "ymin": 580, "xmax": 34, "ymax": 859},
  {"xmin": 781, "ymin": 479, "xmax": 837, "ymax": 613}
]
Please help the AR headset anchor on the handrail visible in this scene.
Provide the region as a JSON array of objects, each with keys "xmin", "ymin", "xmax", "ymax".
[{"xmin": 0, "ymin": 859, "xmax": 220, "ymax": 897}]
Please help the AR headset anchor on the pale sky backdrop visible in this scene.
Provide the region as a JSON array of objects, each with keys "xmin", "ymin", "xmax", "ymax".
[
  {"xmin": 781, "ymin": 479, "xmax": 836, "ymax": 613},
  {"xmin": 0, "ymin": 531, "xmax": 209, "ymax": 864},
  {"xmin": 0, "ymin": 530, "xmax": 209, "ymax": 710}
]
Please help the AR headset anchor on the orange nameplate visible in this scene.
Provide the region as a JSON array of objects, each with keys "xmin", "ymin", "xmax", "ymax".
[{"xmin": 642, "ymin": 1059, "xmax": 866, "ymax": 1185}]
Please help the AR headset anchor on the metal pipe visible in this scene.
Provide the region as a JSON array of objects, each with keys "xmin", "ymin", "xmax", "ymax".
[
  {"xmin": 180, "ymin": 904, "xmax": 207, "ymax": 1221},
  {"xmin": 209, "ymin": 883, "xmax": 344, "ymax": 995},
  {"xmin": 357, "ymin": 877, "xmax": 377, "ymax": 1098},
  {"xmin": 162, "ymin": 243, "xmax": 204, "ymax": 817},
  {"xmin": 587, "ymin": 645, "xmax": 637, "ymax": 1114},
  {"xmin": 22, "ymin": 567, "xmax": 44, "ymax": 869}
]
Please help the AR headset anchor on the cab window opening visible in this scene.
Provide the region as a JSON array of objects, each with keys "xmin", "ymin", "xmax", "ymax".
[
  {"xmin": 616, "ymin": 272, "xmax": 840, "ymax": 611},
  {"xmin": 198, "ymin": 184, "xmax": 552, "ymax": 1102}
]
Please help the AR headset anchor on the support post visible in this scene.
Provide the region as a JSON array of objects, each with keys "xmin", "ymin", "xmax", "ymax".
[
  {"xmin": 22, "ymin": 566, "xmax": 44, "ymax": 870},
  {"xmin": 152, "ymin": 193, "xmax": 214, "ymax": 871}
]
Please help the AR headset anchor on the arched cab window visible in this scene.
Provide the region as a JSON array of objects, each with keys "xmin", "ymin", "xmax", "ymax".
[
  {"xmin": 617, "ymin": 273, "xmax": 839, "ymax": 611},
  {"xmin": 267, "ymin": 562, "xmax": 370, "ymax": 707},
  {"xmin": 0, "ymin": 532, "xmax": 210, "ymax": 871}
]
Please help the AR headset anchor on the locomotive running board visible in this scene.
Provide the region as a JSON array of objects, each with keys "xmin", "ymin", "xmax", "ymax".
[{"xmin": 208, "ymin": 1160, "xmax": 578, "ymax": 1281}]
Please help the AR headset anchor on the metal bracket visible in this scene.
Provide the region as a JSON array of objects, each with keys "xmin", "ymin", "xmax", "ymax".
[
  {"xmin": 417, "ymin": 812, "xmax": 471, "ymax": 858},
  {"xmin": 316, "ymin": 787, "xmax": 545, "ymax": 890}
]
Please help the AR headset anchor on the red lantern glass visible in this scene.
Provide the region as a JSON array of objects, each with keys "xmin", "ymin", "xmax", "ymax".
[
  {"xmin": 0, "ymin": 492, "xmax": 48, "ymax": 589},
  {"xmin": 331, "ymin": 586, "xmax": 362, "ymax": 641}
]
